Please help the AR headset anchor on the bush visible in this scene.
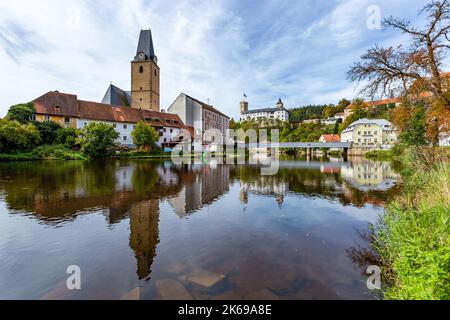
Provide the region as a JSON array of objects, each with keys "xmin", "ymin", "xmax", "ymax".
[
  {"xmin": 56, "ymin": 127, "xmax": 80, "ymax": 148},
  {"xmin": 30, "ymin": 144, "xmax": 85, "ymax": 160},
  {"xmin": 131, "ymin": 122, "xmax": 160, "ymax": 150},
  {"xmin": 0, "ymin": 119, "xmax": 41, "ymax": 153},
  {"xmin": 79, "ymin": 122, "xmax": 119, "ymax": 158},
  {"xmin": 7, "ymin": 103, "xmax": 36, "ymax": 124},
  {"xmin": 33, "ymin": 120, "xmax": 61, "ymax": 145}
]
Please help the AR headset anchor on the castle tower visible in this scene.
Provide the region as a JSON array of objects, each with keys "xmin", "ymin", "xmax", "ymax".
[
  {"xmin": 276, "ymin": 98, "xmax": 284, "ymax": 109},
  {"xmin": 131, "ymin": 29, "xmax": 160, "ymax": 112},
  {"xmin": 240, "ymin": 100, "xmax": 248, "ymax": 114}
]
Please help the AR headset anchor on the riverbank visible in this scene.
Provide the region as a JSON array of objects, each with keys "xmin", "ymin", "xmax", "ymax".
[{"xmin": 375, "ymin": 147, "xmax": 450, "ymax": 299}]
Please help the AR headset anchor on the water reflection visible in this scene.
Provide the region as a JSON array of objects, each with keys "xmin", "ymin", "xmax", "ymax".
[{"xmin": 0, "ymin": 158, "xmax": 401, "ymax": 299}]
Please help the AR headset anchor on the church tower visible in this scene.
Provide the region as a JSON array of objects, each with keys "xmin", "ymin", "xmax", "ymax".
[{"xmin": 131, "ymin": 29, "xmax": 160, "ymax": 112}]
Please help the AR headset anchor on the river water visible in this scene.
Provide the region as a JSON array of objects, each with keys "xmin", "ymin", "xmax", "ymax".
[{"xmin": 0, "ymin": 157, "xmax": 402, "ymax": 300}]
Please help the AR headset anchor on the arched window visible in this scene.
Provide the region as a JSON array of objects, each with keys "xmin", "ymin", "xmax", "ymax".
[{"xmin": 139, "ymin": 66, "xmax": 144, "ymax": 73}]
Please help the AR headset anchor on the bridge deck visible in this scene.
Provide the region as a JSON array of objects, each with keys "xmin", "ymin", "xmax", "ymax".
[{"xmin": 240, "ymin": 142, "xmax": 351, "ymax": 149}]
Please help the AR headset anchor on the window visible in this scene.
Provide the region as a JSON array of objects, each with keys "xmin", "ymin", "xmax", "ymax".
[
  {"xmin": 44, "ymin": 115, "xmax": 50, "ymax": 121},
  {"xmin": 113, "ymin": 124, "xmax": 117, "ymax": 128},
  {"xmin": 123, "ymin": 136, "xmax": 127, "ymax": 141},
  {"xmin": 139, "ymin": 66, "xmax": 143, "ymax": 73},
  {"xmin": 123, "ymin": 124, "xmax": 127, "ymax": 129},
  {"xmin": 30, "ymin": 114, "xmax": 36, "ymax": 121},
  {"xmin": 64, "ymin": 117, "xmax": 70, "ymax": 123},
  {"xmin": 84, "ymin": 122, "xmax": 87, "ymax": 127},
  {"xmin": 154, "ymin": 70, "xmax": 157, "ymax": 77},
  {"xmin": 170, "ymin": 129, "xmax": 173, "ymax": 133}
]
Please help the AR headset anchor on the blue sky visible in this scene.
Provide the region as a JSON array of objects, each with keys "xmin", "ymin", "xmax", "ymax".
[{"xmin": 0, "ymin": 0, "xmax": 434, "ymax": 119}]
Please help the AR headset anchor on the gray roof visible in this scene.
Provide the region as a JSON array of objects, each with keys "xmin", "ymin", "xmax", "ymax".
[
  {"xmin": 101, "ymin": 84, "xmax": 131, "ymax": 107},
  {"xmin": 342, "ymin": 118, "xmax": 395, "ymax": 133},
  {"xmin": 135, "ymin": 29, "xmax": 156, "ymax": 61},
  {"xmin": 242, "ymin": 107, "xmax": 287, "ymax": 115}
]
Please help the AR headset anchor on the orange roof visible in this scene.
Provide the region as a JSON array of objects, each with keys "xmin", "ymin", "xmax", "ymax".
[
  {"xmin": 33, "ymin": 91, "xmax": 184, "ymax": 128},
  {"xmin": 321, "ymin": 134, "xmax": 341, "ymax": 142}
]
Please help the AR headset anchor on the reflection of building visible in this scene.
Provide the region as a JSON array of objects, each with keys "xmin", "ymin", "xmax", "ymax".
[
  {"xmin": 167, "ymin": 164, "xmax": 230, "ymax": 217},
  {"xmin": 341, "ymin": 160, "xmax": 400, "ymax": 191},
  {"xmin": 129, "ymin": 200, "xmax": 160, "ymax": 280},
  {"xmin": 341, "ymin": 118, "xmax": 398, "ymax": 149}
]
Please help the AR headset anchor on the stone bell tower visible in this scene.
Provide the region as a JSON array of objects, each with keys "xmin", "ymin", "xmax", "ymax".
[{"xmin": 131, "ymin": 29, "xmax": 160, "ymax": 112}]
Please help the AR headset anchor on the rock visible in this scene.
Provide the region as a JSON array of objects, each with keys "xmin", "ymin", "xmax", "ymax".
[
  {"xmin": 155, "ymin": 279, "xmax": 193, "ymax": 300},
  {"xmin": 245, "ymin": 289, "xmax": 280, "ymax": 300},
  {"xmin": 121, "ymin": 287, "xmax": 140, "ymax": 300},
  {"xmin": 186, "ymin": 269, "xmax": 225, "ymax": 288}
]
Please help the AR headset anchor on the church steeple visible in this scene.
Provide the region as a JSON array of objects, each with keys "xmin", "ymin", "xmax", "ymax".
[{"xmin": 131, "ymin": 29, "xmax": 160, "ymax": 111}]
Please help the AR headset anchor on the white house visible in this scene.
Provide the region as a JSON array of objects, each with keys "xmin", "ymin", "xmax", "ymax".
[
  {"xmin": 341, "ymin": 118, "xmax": 398, "ymax": 149},
  {"xmin": 32, "ymin": 91, "xmax": 186, "ymax": 149},
  {"xmin": 240, "ymin": 98, "xmax": 289, "ymax": 122}
]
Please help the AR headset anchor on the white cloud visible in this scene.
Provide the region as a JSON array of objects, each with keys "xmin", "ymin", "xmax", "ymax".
[{"xmin": 0, "ymin": 0, "xmax": 439, "ymax": 118}]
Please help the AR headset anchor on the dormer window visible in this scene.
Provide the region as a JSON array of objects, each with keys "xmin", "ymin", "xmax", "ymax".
[{"xmin": 54, "ymin": 105, "xmax": 60, "ymax": 113}]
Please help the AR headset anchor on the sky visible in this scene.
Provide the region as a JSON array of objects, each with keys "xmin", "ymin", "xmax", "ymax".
[{"xmin": 0, "ymin": 0, "xmax": 434, "ymax": 119}]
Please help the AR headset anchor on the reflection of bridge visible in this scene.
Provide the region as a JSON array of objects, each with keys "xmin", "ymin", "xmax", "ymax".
[{"xmin": 241, "ymin": 142, "xmax": 352, "ymax": 156}]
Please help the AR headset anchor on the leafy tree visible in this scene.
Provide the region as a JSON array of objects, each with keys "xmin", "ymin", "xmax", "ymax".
[
  {"xmin": 56, "ymin": 127, "xmax": 80, "ymax": 148},
  {"xmin": 401, "ymin": 107, "xmax": 427, "ymax": 146},
  {"xmin": 79, "ymin": 122, "xmax": 119, "ymax": 158},
  {"xmin": 6, "ymin": 103, "xmax": 36, "ymax": 124},
  {"xmin": 337, "ymin": 98, "xmax": 351, "ymax": 110},
  {"xmin": 340, "ymin": 101, "xmax": 369, "ymax": 131},
  {"xmin": 131, "ymin": 122, "xmax": 160, "ymax": 150},
  {"xmin": 0, "ymin": 119, "xmax": 41, "ymax": 153},
  {"xmin": 33, "ymin": 120, "xmax": 61, "ymax": 145}
]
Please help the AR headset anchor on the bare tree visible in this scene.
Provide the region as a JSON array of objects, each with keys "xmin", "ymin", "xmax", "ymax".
[{"xmin": 347, "ymin": 0, "xmax": 450, "ymax": 105}]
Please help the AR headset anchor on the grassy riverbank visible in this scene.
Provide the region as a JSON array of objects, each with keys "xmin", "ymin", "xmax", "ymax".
[
  {"xmin": 0, "ymin": 145, "xmax": 86, "ymax": 161},
  {"xmin": 376, "ymin": 147, "xmax": 450, "ymax": 299}
]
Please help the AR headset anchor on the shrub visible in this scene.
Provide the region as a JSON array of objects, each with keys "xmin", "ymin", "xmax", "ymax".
[
  {"xmin": 30, "ymin": 144, "xmax": 85, "ymax": 160},
  {"xmin": 56, "ymin": 127, "xmax": 80, "ymax": 148},
  {"xmin": 0, "ymin": 119, "xmax": 41, "ymax": 153},
  {"xmin": 79, "ymin": 122, "xmax": 119, "ymax": 158},
  {"xmin": 33, "ymin": 120, "xmax": 62, "ymax": 145}
]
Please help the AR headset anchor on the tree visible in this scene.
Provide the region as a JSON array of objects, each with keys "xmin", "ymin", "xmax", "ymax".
[
  {"xmin": 56, "ymin": 127, "xmax": 80, "ymax": 148},
  {"xmin": 33, "ymin": 120, "xmax": 61, "ymax": 145},
  {"xmin": 131, "ymin": 122, "xmax": 160, "ymax": 150},
  {"xmin": 340, "ymin": 100, "xmax": 369, "ymax": 131},
  {"xmin": 79, "ymin": 122, "xmax": 119, "ymax": 158},
  {"xmin": 347, "ymin": 0, "xmax": 450, "ymax": 105},
  {"xmin": 7, "ymin": 103, "xmax": 36, "ymax": 124},
  {"xmin": 401, "ymin": 107, "xmax": 427, "ymax": 145},
  {"xmin": 0, "ymin": 119, "xmax": 41, "ymax": 153}
]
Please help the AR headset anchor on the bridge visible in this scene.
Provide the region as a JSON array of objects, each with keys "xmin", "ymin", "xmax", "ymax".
[{"xmin": 237, "ymin": 142, "xmax": 352, "ymax": 156}]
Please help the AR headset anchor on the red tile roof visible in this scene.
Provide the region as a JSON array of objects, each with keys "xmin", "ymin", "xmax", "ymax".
[
  {"xmin": 33, "ymin": 91, "xmax": 184, "ymax": 128},
  {"xmin": 321, "ymin": 134, "xmax": 341, "ymax": 142}
]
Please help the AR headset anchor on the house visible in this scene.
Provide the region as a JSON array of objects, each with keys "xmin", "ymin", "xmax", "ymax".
[
  {"xmin": 341, "ymin": 118, "xmax": 398, "ymax": 149},
  {"xmin": 240, "ymin": 98, "xmax": 289, "ymax": 122},
  {"xmin": 302, "ymin": 119, "xmax": 321, "ymax": 124},
  {"xmin": 319, "ymin": 134, "xmax": 341, "ymax": 143},
  {"xmin": 168, "ymin": 93, "xmax": 230, "ymax": 150},
  {"xmin": 32, "ymin": 91, "xmax": 187, "ymax": 148}
]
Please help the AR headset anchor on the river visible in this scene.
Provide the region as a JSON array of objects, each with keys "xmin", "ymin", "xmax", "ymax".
[{"xmin": 0, "ymin": 157, "xmax": 402, "ymax": 300}]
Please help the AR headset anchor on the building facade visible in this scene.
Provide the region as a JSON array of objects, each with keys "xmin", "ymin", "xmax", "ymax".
[
  {"xmin": 240, "ymin": 98, "xmax": 289, "ymax": 122},
  {"xmin": 168, "ymin": 93, "xmax": 230, "ymax": 149},
  {"xmin": 341, "ymin": 118, "xmax": 398, "ymax": 149},
  {"xmin": 32, "ymin": 91, "xmax": 184, "ymax": 148}
]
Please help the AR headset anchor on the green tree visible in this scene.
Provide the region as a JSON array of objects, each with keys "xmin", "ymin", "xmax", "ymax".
[
  {"xmin": 33, "ymin": 120, "xmax": 61, "ymax": 145},
  {"xmin": 79, "ymin": 122, "xmax": 119, "ymax": 158},
  {"xmin": 340, "ymin": 101, "xmax": 369, "ymax": 131},
  {"xmin": 401, "ymin": 107, "xmax": 427, "ymax": 146},
  {"xmin": 56, "ymin": 127, "xmax": 80, "ymax": 148},
  {"xmin": 6, "ymin": 103, "xmax": 36, "ymax": 124},
  {"xmin": 131, "ymin": 122, "xmax": 160, "ymax": 150},
  {"xmin": 0, "ymin": 119, "xmax": 41, "ymax": 153}
]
